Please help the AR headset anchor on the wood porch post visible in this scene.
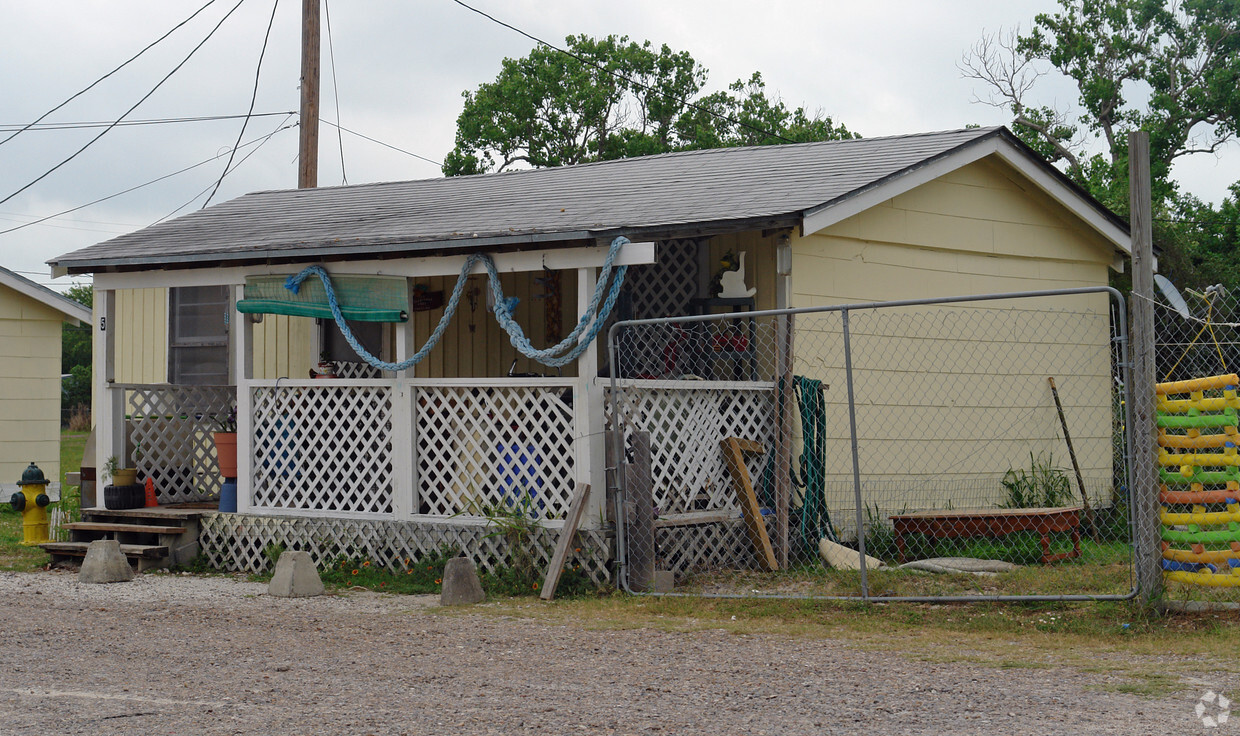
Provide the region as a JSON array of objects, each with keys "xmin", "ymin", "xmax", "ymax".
[
  {"xmin": 92, "ymin": 288, "xmax": 118, "ymax": 508},
  {"xmin": 575, "ymin": 266, "xmax": 607, "ymax": 528},
  {"xmin": 233, "ymin": 283, "xmax": 254, "ymax": 513},
  {"xmin": 392, "ymin": 277, "xmax": 416, "ymax": 519}
]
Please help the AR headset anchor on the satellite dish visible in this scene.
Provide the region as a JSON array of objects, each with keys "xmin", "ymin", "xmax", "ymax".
[{"xmin": 1155, "ymin": 274, "xmax": 1191, "ymax": 319}]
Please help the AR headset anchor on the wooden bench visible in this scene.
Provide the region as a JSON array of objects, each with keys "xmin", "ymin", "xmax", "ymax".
[{"xmin": 888, "ymin": 506, "xmax": 1083, "ymax": 565}]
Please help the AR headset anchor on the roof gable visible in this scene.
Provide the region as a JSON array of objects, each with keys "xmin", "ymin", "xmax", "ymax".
[{"xmin": 0, "ymin": 266, "xmax": 91, "ymax": 324}]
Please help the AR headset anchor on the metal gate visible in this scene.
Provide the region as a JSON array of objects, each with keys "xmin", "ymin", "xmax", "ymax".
[{"xmin": 607, "ymin": 287, "xmax": 1137, "ymax": 601}]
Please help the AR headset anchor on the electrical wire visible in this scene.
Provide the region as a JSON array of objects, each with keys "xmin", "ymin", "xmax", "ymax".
[
  {"xmin": 0, "ymin": 120, "xmax": 296, "ymax": 238},
  {"xmin": 161, "ymin": 113, "xmax": 294, "ymax": 222},
  {"xmin": 449, "ymin": 0, "xmax": 797, "ymax": 146},
  {"xmin": 320, "ymin": 119, "xmax": 442, "ymax": 167},
  {"xmin": 0, "ymin": 112, "xmax": 296, "ymax": 132},
  {"xmin": 0, "ymin": 0, "xmax": 221, "ymax": 149},
  {"xmin": 0, "ymin": 0, "xmax": 250, "ymax": 208},
  {"xmin": 202, "ymin": 0, "xmax": 279, "ymax": 208},
  {"xmin": 324, "ymin": 0, "xmax": 348, "ymax": 185}
]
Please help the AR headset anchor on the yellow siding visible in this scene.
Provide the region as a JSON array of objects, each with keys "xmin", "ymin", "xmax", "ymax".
[
  {"xmin": 112, "ymin": 287, "xmax": 168, "ymax": 384},
  {"xmin": 0, "ymin": 287, "xmax": 67, "ymax": 481},
  {"xmin": 252, "ymin": 314, "xmax": 316, "ymax": 380},
  {"xmin": 789, "ymin": 156, "xmax": 1116, "ymax": 513},
  {"xmin": 707, "ymin": 232, "xmax": 779, "ymax": 311}
]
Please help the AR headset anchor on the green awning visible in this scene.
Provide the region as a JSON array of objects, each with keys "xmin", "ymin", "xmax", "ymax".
[{"xmin": 237, "ymin": 274, "xmax": 409, "ymax": 322}]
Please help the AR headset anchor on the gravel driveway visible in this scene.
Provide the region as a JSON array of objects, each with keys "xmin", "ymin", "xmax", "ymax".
[{"xmin": 0, "ymin": 570, "xmax": 1218, "ymax": 735}]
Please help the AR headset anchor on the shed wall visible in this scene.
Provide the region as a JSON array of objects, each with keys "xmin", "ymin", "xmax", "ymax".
[
  {"xmin": 0, "ymin": 287, "xmax": 67, "ymax": 481},
  {"xmin": 789, "ymin": 157, "xmax": 1117, "ymax": 513}
]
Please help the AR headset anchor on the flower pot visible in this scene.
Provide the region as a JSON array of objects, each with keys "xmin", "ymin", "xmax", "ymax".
[
  {"xmin": 111, "ymin": 468, "xmax": 137, "ymax": 486},
  {"xmin": 213, "ymin": 431, "xmax": 238, "ymax": 478}
]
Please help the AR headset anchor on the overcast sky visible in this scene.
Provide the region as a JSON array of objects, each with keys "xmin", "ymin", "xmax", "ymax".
[{"xmin": 1, "ymin": 0, "xmax": 1236, "ymax": 289}]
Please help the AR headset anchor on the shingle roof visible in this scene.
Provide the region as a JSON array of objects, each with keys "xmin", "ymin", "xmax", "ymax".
[{"xmin": 49, "ymin": 126, "xmax": 1121, "ymax": 273}]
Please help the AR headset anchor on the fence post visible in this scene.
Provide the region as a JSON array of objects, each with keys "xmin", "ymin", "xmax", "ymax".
[
  {"xmin": 775, "ymin": 314, "xmax": 795, "ymax": 569},
  {"xmin": 624, "ymin": 430, "xmax": 655, "ymax": 592},
  {"xmin": 841, "ymin": 309, "xmax": 869, "ymax": 600},
  {"xmin": 1128, "ymin": 131, "xmax": 1162, "ymax": 602}
]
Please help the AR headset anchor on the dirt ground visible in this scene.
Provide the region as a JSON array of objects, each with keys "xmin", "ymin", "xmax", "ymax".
[{"xmin": 0, "ymin": 570, "xmax": 1223, "ymax": 735}]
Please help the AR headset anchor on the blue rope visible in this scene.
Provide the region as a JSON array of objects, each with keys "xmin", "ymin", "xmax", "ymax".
[{"xmin": 284, "ymin": 236, "xmax": 629, "ymax": 372}]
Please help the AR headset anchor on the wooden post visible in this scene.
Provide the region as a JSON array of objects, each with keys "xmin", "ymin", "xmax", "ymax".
[
  {"xmin": 540, "ymin": 483, "xmax": 591, "ymax": 601},
  {"xmin": 624, "ymin": 430, "xmax": 655, "ymax": 592},
  {"xmin": 1047, "ymin": 376, "xmax": 1097, "ymax": 541},
  {"xmin": 233, "ymin": 283, "xmax": 254, "ymax": 514},
  {"xmin": 1129, "ymin": 131, "xmax": 1162, "ymax": 601},
  {"xmin": 576, "ymin": 266, "xmax": 607, "ymax": 527},
  {"xmin": 297, "ymin": 0, "xmax": 320, "ymax": 189}
]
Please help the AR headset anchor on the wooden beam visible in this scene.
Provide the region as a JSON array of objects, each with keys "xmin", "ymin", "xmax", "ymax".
[
  {"xmin": 624, "ymin": 431, "xmax": 656, "ymax": 591},
  {"xmin": 540, "ymin": 483, "xmax": 591, "ymax": 601},
  {"xmin": 720, "ymin": 436, "xmax": 779, "ymax": 571}
]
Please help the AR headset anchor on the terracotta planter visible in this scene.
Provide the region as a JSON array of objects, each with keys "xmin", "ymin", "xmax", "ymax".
[{"xmin": 213, "ymin": 431, "xmax": 239, "ymax": 479}]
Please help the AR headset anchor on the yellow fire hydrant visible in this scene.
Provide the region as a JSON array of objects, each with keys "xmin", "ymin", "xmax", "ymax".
[{"xmin": 9, "ymin": 462, "xmax": 52, "ymax": 546}]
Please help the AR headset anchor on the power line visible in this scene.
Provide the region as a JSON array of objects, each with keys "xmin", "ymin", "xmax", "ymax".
[
  {"xmin": 0, "ymin": 112, "xmax": 296, "ymax": 132},
  {"xmin": 0, "ymin": 0, "xmax": 250, "ymax": 208},
  {"xmin": 324, "ymin": 0, "xmax": 348, "ymax": 185},
  {"xmin": 0, "ymin": 120, "xmax": 296, "ymax": 238},
  {"xmin": 0, "ymin": 215, "xmax": 131, "ymax": 235},
  {"xmin": 449, "ymin": 0, "xmax": 797, "ymax": 146},
  {"xmin": 0, "ymin": 0, "xmax": 221, "ymax": 149},
  {"xmin": 203, "ymin": 0, "xmax": 279, "ymax": 208},
  {"xmin": 320, "ymin": 120, "xmax": 443, "ymax": 167},
  {"xmin": 161, "ymin": 114, "xmax": 294, "ymax": 222}
]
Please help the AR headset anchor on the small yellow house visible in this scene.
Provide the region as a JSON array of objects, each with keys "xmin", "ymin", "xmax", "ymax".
[
  {"xmin": 0, "ymin": 265, "xmax": 92, "ymax": 487},
  {"xmin": 48, "ymin": 127, "xmax": 1131, "ymax": 578}
]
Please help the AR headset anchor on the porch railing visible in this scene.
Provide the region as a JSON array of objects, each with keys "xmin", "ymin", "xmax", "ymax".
[{"xmin": 242, "ymin": 378, "xmax": 581, "ymax": 522}]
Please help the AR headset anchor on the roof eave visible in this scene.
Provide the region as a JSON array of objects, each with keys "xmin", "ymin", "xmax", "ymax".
[{"xmin": 0, "ymin": 267, "xmax": 92, "ymax": 324}]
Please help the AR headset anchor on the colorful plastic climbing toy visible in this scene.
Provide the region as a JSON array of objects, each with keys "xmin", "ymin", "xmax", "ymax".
[{"xmin": 1157, "ymin": 374, "xmax": 1240, "ymax": 587}]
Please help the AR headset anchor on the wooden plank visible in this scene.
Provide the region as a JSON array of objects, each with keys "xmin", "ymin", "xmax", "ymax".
[
  {"xmin": 720, "ymin": 436, "xmax": 779, "ymax": 571},
  {"xmin": 63, "ymin": 522, "xmax": 187, "ymax": 535},
  {"xmin": 775, "ymin": 313, "xmax": 794, "ymax": 568},
  {"xmin": 625, "ymin": 431, "xmax": 656, "ymax": 591},
  {"xmin": 654, "ymin": 510, "xmax": 738, "ymax": 528},
  {"xmin": 40, "ymin": 542, "xmax": 169, "ymax": 559},
  {"xmin": 540, "ymin": 483, "xmax": 591, "ymax": 601}
]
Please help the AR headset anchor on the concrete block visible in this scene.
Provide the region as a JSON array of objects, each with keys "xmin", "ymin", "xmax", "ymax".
[
  {"xmin": 267, "ymin": 550, "xmax": 324, "ymax": 598},
  {"xmin": 440, "ymin": 557, "xmax": 484, "ymax": 606},
  {"xmin": 653, "ymin": 569, "xmax": 675, "ymax": 593},
  {"xmin": 79, "ymin": 540, "xmax": 135, "ymax": 584}
]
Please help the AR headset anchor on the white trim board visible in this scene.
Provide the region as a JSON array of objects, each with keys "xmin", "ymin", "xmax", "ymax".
[
  {"xmin": 799, "ymin": 137, "xmax": 1130, "ymax": 264},
  {"xmin": 92, "ymin": 242, "xmax": 657, "ymax": 291},
  {"xmin": 0, "ymin": 265, "xmax": 92, "ymax": 324}
]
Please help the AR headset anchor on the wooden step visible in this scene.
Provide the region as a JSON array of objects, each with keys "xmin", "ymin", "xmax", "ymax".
[
  {"xmin": 40, "ymin": 541, "xmax": 169, "ymax": 559},
  {"xmin": 82, "ymin": 506, "xmax": 207, "ymax": 522},
  {"xmin": 63, "ymin": 522, "xmax": 187, "ymax": 535}
]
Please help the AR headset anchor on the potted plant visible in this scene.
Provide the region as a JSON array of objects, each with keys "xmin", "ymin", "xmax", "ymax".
[
  {"xmin": 212, "ymin": 408, "xmax": 239, "ymax": 479},
  {"xmin": 102, "ymin": 455, "xmax": 137, "ymax": 487},
  {"xmin": 101, "ymin": 455, "xmax": 142, "ymax": 509}
]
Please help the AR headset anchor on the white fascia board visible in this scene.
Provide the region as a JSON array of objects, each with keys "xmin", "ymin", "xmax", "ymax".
[
  {"xmin": 800, "ymin": 137, "xmax": 1131, "ymax": 268},
  {"xmin": 0, "ymin": 268, "xmax": 92, "ymax": 324},
  {"xmin": 801, "ymin": 137, "xmax": 1002, "ymax": 236},
  {"xmin": 92, "ymin": 241, "xmax": 656, "ymax": 291}
]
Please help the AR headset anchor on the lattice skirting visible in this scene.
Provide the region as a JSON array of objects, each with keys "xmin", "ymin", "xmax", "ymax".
[
  {"xmin": 651, "ymin": 516, "xmax": 781, "ymax": 578},
  {"xmin": 200, "ymin": 513, "xmax": 614, "ymax": 586}
]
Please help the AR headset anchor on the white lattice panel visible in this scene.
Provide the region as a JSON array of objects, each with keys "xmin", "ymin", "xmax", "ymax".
[
  {"xmin": 415, "ymin": 385, "xmax": 576, "ymax": 519},
  {"xmin": 251, "ymin": 384, "xmax": 395, "ymax": 514},
  {"xmin": 126, "ymin": 385, "xmax": 235, "ymax": 504},
  {"xmin": 655, "ymin": 517, "xmax": 776, "ymax": 577},
  {"xmin": 331, "ymin": 361, "xmax": 383, "ymax": 379},
  {"xmin": 607, "ymin": 384, "xmax": 777, "ymax": 514},
  {"xmin": 199, "ymin": 512, "xmax": 613, "ymax": 585},
  {"xmin": 625, "ymin": 238, "xmax": 699, "ymax": 320}
]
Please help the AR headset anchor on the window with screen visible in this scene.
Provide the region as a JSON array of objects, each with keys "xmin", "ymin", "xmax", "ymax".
[{"xmin": 169, "ymin": 285, "xmax": 230, "ymax": 385}]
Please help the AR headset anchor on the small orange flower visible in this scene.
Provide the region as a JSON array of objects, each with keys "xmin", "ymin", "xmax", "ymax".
[
  {"xmin": 380, "ymin": 582, "xmax": 387, "ymax": 588},
  {"xmin": 362, "ymin": 561, "xmax": 370, "ymax": 567},
  {"xmin": 406, "ymin": 570, "xmax": 413, "ymax": 575},
  {"xmin": 533, "ymin": 583, "xmax": 539, "ymax": 590},
  {"xmin": 351, "ymin": 569, "xmax": 359, "ymax": 575},
  {"xmin": 435, "ymin": 578, "xmax": 442, "ymax": 584}
]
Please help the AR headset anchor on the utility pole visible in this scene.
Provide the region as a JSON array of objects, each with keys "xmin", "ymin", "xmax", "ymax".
[
  {"xmin": 297, "ymin": 0, "xmax": 320, "ymax": 189},
  {"xmin": 1129, "ymin": 131, "xmax": 1161, "ymax": 602}
]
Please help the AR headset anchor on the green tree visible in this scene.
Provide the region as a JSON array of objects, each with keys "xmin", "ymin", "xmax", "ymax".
[
  {"xmin": 61, "ymin": 282, "xmax": 92, "ymax": 374},
  {"xmin": 444, "ymin": 35, "xmax": 854, "ymax": 176}
]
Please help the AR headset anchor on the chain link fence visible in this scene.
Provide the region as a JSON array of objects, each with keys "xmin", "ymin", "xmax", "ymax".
[
  {"xmin": 607, "ymin": 288, "xmax": 1137, "ymax": 601},
  {"xmin": 1150, "ymin": 283, "xmax": 1240, "ymax": 604}
]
